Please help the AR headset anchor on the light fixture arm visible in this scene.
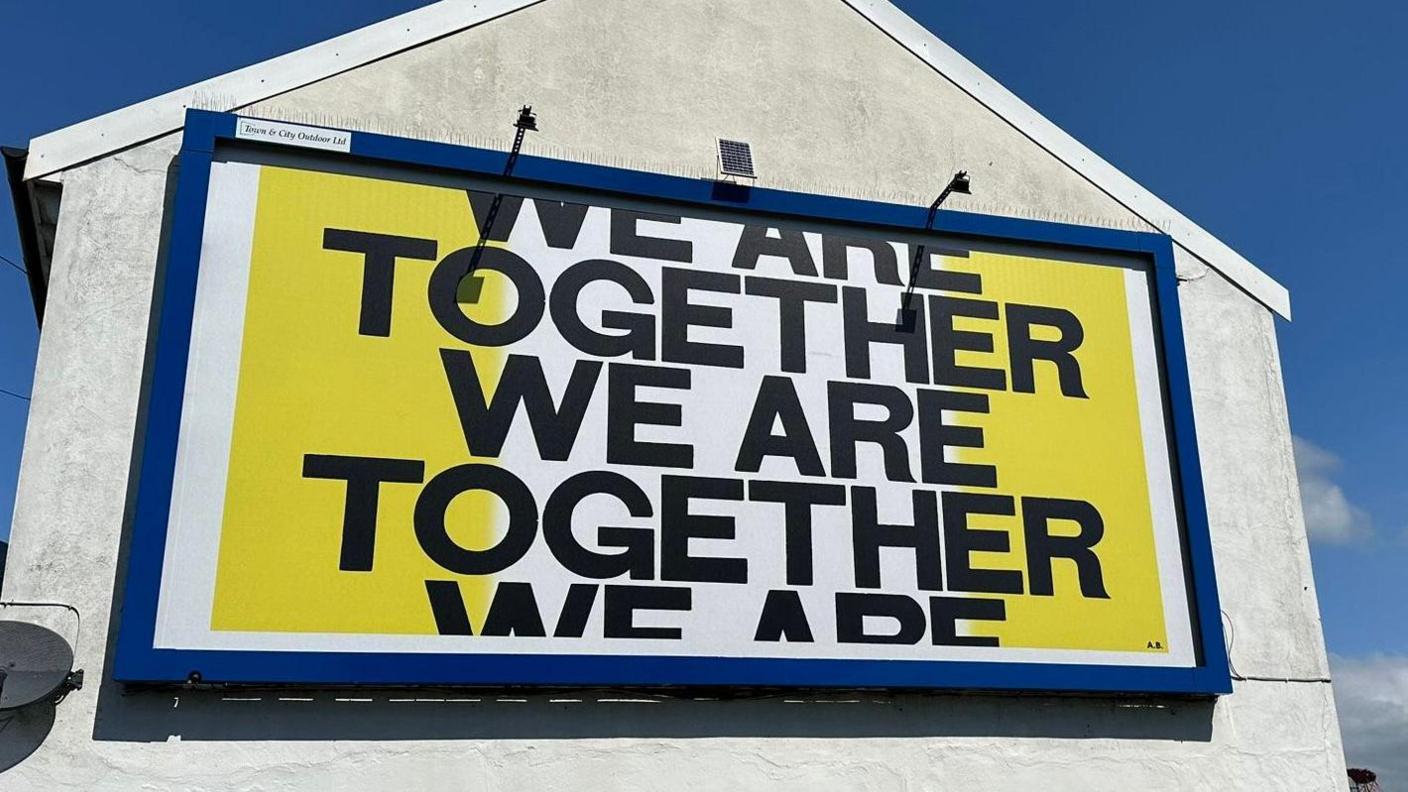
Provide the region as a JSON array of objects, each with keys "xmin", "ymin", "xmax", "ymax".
[
  {"xmin": 900, "ymin": 171, "xmax": 972, "ymax": 315},
  {"xmin": 459, "ymin": 106, "xmax": 539, "ymax": 302}
]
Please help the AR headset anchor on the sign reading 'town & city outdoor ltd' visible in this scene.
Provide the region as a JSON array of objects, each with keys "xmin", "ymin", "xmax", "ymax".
[{"xmin": 116, "ymin": 111, "xmax": 1229, "ymax": 693}]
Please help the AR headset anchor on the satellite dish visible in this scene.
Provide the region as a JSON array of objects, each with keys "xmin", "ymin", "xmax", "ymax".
[{"xmin": 0, "ymin": 620, "xmax": 77, "ymax": 711}]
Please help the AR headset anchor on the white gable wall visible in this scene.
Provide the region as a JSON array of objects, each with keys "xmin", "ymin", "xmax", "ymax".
[
  {"xmin": 0, "ymin": 0, "xmax": 1344, "ymax": 788},
  {"xmin": 246, "ymin": 0, "xmax": 1145, "ymax": 231}
]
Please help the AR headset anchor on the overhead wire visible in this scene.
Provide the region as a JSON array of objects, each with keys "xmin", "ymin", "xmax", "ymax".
[{"xmin": 0, "ymin": 251, "xmax": 35, "ymax": 402}]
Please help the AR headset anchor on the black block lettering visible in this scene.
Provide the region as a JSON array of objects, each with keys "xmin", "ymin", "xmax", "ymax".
[
  {"xmin": 744, "ymin": 276, "xmax": 837, "ymax": 373},
  {"xmin": 942, "ymin": 491, "xmax": 1024, "ymax": 595},
  {"xmin": 1008, "ymin": 304, "xmax": 1088, "ymax": 398},
  {"xmin": 303, "ymin": 453, "xmax": 425, "ymax": 572},
  {"xmin": 851, "ymin": 486, "xmax": 942, "ymax": 591},
  {"xmin": 322, "ymin": 229, "xmax": 438, "ymax": 337},
  {"xmin": 441, "ymin": 350, "xmax": 600, "ymax": 461},
  {"xmin": 930, "ymin": 596, "xmax": 1006, "ymax": 647},
  {"xmin": 414, "ymin": 464, "xmax": 538, "ymax": 575},
  {"xmin": 604, "ymin": 585, "xmax": 692, "ymax": 639},
  {"xmin": 553, "ymin": 583, "xmax": 600, "ymax": 638},
  {"xmin": 467, "ymin": 191, "xmax": 525, "ymax": 242},
  {"xmin": 661, "ymin": 267, "xmax": 745, "ymax": 369},
  {"xmin": 544, "ymin": 471, "xmax": 655, "ymax": 580},
  {"xmin": 843, "ymin": 286, "xmax": 929, "ymax": 383},
  {"xmin": 930, "ymin": 294, "xmax": 1007, "ymax": 391},
  {"xmin": 533, "ymin": 199, "xmax": 591, "ymax": 249},
  {"xmin": 917, "ymin": 389, "xmax": 997, "ymax": 488},
  {"xmin": 827, "ymin": 381, "xmax": 915, "ymax": 482},
  {"xmin": 732, "ymin": 225, "xmax": 818, "ymax": 277},
  {"xmin": 1022, "ymin": 497, "xmax": 1109, "ymax": 598},
  {"xmin": 606, "ymin": 363, "xmax": 694, "ymax": 468},
  {"xmin": 907, "ymin": 247, "xmax": 983, "ymax": 294},
  {"xmin": 551, "ymin": 259, "xmax": 656, "ymax": 360},
  {"xmin": 429, "ymin": 247, "xmax": 545, "ymax": 346},
  {"xmin": 754, "ymin": 590, "xmax": 815, "ymax": 642},
  {"xmin": 425, "ymin": 580, "xmax": 474, "ymax": 636},
  {"xmin": 660, "ymin": 475, "xmax": 747, "ymax": 584},
  {"xmin": 823, "ymin": 236, "xmax": 902, "ymax": 285},
  {"xmin": 481, "ymin": 582, "xmax": 548, "ymax": 636},
  {"xmin": 836, "ymin": 593, "xmax": 926, "ymax": 644},
  {"xmin": 748, "ymin": 480, "xmax": 847, "ymax": 587},
  {"xmin": 611, "ymin": 210, "xmax": 693, "ymax": 262},
  {"xmin": 735, "ymin": 375, "xmax": 826, "ymax": 477}
]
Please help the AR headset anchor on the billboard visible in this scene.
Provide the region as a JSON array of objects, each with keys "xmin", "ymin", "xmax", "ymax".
[{"xmin": 116, "ymin": 111, "xmax": 1229, "ymax": 694}]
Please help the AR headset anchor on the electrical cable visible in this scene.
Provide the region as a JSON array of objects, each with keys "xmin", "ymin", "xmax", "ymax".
[
  {"xmin": 0, "ymin": 252, "xmax": 35, "ymax": 403},
  {"xmin": 1222, "ymin": 608, "xmax": 1331, "ymax": 684}
]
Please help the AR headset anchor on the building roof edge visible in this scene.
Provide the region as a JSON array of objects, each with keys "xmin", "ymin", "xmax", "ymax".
[{"xmin": 18, "ymin": 0, "xmax": 1290, "ymax": 318}]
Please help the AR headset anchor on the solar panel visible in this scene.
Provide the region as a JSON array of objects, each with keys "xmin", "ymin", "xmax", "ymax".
[{"xmin": 717, "ymin": 139, "xmax": 756, "ymax": 179}]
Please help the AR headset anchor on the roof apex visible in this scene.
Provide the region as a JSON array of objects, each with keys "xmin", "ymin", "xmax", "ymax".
[{"xmin": 17, "ymin": 0, "xmax": 1289, "ymax": 318}]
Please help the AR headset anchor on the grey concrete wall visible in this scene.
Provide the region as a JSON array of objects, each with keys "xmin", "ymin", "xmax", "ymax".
[{"xmin": 0, "ymin": 0, "xmax": 1345, "ymax": 788}]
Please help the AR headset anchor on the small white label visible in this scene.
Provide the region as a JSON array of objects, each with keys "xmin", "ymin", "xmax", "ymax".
[{"xmin": 234, "ymin": 118, "xmax": 352, "ymax": 153}]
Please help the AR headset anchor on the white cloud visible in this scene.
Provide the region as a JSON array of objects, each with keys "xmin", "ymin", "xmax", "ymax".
[
  {"xmin": 1294, "ymin": 436, "xmax": 1373, "ymax": 544},
  {"xmin": 1332, "ymin": 654, "xmax": 1408, "ymax": 786}
]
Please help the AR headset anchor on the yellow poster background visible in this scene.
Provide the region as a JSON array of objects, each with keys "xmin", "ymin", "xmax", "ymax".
[
  {"xmin": 211, "ymin": 166, "xmax": 505, "ymax": 634},
  {"xmin": 208, "ymin": 164, "xmax": 1171, "ymax": 655},
  {"xmin": 949, "ymin": 252, "xmax": 1167, "ymax": 653}
]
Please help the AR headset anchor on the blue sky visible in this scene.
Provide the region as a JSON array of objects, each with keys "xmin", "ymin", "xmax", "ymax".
[{"xmin": 1, "ymin": 0, "xmax": 1403, "ymax": 779}]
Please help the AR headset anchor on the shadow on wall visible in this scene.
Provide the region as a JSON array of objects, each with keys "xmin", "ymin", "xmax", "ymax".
[
  {"xmin": 89, "ymin": 686, "xmax": 1216, "ymax": 743},
  {"xmin": 0, "ymin": 703, "xmax": 55, "ymax": 773},
  {"xmin": 76, "ymin": 152, "xmax": 1220, "ymax": 748}
]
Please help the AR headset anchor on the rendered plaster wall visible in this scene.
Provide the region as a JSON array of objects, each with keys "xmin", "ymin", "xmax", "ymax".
[{"xmin": 0, "ymin": 0, "xmax": 1346, "ymax": 788}]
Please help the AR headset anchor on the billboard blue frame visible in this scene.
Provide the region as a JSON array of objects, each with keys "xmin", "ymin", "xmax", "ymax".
[{"xmin": 113, "ymin": 109, "xmax": 1231, "ymax": 695}]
